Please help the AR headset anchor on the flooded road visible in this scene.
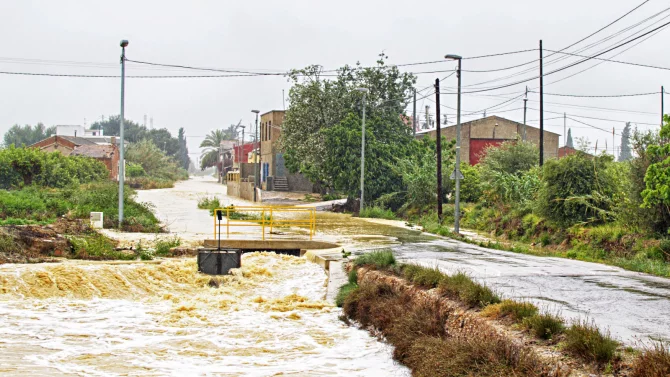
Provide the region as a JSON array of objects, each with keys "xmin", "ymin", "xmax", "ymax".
[
  {"xmin": 394, "ymin": 239, "xmax": 670, "ymax": 345},
  {"xmin": 0, "ymin": 253, "xmax": 407, "ymax": 376}
]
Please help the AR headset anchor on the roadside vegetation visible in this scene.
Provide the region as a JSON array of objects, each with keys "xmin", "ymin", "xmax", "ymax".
[
  {"xmin": 0, "ymin": 147, "xmax": 162, "ymax": 232},
  {"xmin": 278, "ymin": 56, "xmax": 670, "ymax": 277},
  {"xmin": 337, "ymin": 251, "xmax": 667, "ymax": 376},
  {"xmin": 125, "ymin": 139, "xmax": 189, "ymax": 189}
]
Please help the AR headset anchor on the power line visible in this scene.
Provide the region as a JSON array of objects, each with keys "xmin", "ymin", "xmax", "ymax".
[
  {"xmin": 0, "ymin": 71, "xmax": 267, "ymax": 78},
  {"xmin": 558, "ymin": 0, "xmax": 651, "ymax": 52},
  {"xmin": 528, "ymin": 90, "xmax": 659, "ymax": 98},
  {"xmin": 545, "ymin": 49, "xmax": 670, "ymax": 71},
  {"xmin": 449, "ymin": 7, "xmax": 670, "ymax": 90}
]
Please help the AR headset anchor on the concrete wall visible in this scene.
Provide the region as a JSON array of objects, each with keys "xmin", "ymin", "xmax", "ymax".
[
  {"xmin": 286, "ymin": 172, "xmax": 314, "ymax": 192},
  {"xmin": 239, "ymin": 181, "xmax": 256, "ymax": 201},
  {"xmin": 227, "ymin": 180, "xmax": 240, "ymax": 197}
]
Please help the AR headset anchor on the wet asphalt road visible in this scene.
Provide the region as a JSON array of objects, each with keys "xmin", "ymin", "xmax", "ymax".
[{"xmin": 393, "ymin": 238, "xmax": 670, "ymax": 346}]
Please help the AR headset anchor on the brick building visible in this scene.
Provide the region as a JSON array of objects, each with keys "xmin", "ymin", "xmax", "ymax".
[
  {"xmin": 70, "ymin": 144, "xmax": 120, "ymax": 180},
  {"xmin": 416, "ymin": 115, "xmax": 560, "ymax": 165},
  {"xmin": 30, "ymin": 135, "xmax": 120, "ymax": 180}
]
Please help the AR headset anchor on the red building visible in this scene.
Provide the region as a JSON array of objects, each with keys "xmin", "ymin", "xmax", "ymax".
[{"xmin": 233, "ymin": 142, "xmax": 256, "ymax": 164}]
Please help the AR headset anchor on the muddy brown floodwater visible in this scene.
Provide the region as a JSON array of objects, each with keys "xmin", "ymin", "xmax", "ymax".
[{"xmin": 0, "ymin": 253, "xmax": 408, "ymax": 376}]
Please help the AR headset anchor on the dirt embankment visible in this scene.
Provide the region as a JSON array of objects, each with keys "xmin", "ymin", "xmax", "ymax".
[
  {"xmin": 349, "ymin": 267, "xmax": 637, "ymax": 377},
  {"xmin": 0, "ymin": 219, "xmax": 96, "ymax": 264}
]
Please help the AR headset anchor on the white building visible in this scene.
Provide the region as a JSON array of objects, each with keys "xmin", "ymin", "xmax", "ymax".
[{"xmin": 56, "ymin": 125, "xmax": 104, "ymax": 137}]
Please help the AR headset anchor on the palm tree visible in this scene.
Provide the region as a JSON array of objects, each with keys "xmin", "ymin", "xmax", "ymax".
[{"xmin": 199, "ymin": 128, "xmax": 238, "ymax": 171}]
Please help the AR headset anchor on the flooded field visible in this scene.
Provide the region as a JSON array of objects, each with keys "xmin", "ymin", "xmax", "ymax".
[{"xmin": 0, "ymin": 253, "xmax": 408, "ymax": 376}]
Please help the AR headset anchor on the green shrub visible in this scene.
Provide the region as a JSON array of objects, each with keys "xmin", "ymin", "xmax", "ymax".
[
  {"xmin": 439, "ymin": 272, "xmax": 500, "ymax": 308},
  {"xmin": 155, "ymin": 236, "xmax": 181, "ymax": 256},
  {"xmin": 564, "ymin": 319, "xmax": 618, "ymax": 363},
  {"xmin": 402, "ymin": 264, "xmax": 444, "ymax": 288},
  {"xmin": 353, "ymin": 250, "xmax": 396, "ymax": 269},
  {"xmin": 487, "ymin": 300, "xmax": 538, "ymax": 322},
  {"xmin": 348, "ymin": 268, "xmax": 358, "ymax": 284},
  {"xmin": 126, "ymin": 162, "xmax": 146, "ymax": 177},
  {"xmin": 66, "ymin": 232, "xmax": 131, "ymax": 260},
  {"xmin": 336, "ymin": 282, "xmax": 358, "ymax": 307},
  {"xmin": 0, "ymin": 233, "xmax": 19, "ymax": 254},
  {"xmin": 0, "ymin": 145, "xmax": 108, "ymax": 189},
  {"xmin": 359, "ymin": 206, "xmax": 396, "ymax": 220},
  {"xmin": 537, "ymin": 153, "xmax": 620, "ymax": 226},
  {"xmin": 523, "ymin": 313, "xmax": 565, "ymax": 340}
]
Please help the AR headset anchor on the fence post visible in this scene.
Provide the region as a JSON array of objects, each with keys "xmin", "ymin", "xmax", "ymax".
[{"xmin": 226, "ymin": 207, "xmax": 230, "ymax": 238}]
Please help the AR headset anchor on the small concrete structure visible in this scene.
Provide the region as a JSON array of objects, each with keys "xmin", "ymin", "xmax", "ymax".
[
  {"xmin": 90, "ymin": 212, "xmax": 103, "ymax": 229},
  {"xmin": 199, "ymin": 239, "xmax": 341, "ymax": 275},
  {"xmin": 203, "ymin": 239, "xmax": 340, "ymax": 258},
  {"xmin": 197, "ymin": 249, "xmax": 242, "ymax": 275}
]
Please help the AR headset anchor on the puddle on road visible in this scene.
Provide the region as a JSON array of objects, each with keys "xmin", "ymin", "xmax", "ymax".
[{"xmin": 0, "ymin": 253, "xmax": 407, "ymax": 376}]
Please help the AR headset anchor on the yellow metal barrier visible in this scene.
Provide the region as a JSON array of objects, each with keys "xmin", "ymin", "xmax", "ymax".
[{"xmin": 213, "ymin": 206, "xmax": 316, "ymax": 240}]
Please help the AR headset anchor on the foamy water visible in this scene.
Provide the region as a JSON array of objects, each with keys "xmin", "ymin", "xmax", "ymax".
[{"xmin": 0, "ymin": 253, "xmax": 408, "ymax": 376}]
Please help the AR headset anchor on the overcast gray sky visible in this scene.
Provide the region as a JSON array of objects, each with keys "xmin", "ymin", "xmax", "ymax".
[{"xmin": 1, "ymin": 0, "xmax": 668, "ymax": 159}]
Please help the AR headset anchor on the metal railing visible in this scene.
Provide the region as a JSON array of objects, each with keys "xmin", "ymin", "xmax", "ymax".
[{"xmin": 213, "ymin": 206, "xmax": 316, "ymax": 240}]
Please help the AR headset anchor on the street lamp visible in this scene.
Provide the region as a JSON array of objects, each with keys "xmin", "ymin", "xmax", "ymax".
[
  {"xmin": 251, "ymin": 110, "xmax": 260, "ymax": 202},
  {"xmin": 118, "ymin": 39, "xmax": 129, "ymax": 227},
  {"xmin": 356, "ymin": 88, "xmax": 369, "ymax": 212},
  {"xmin": 445, "ymin": 54, "xmax": 462, "ymax": 234}
]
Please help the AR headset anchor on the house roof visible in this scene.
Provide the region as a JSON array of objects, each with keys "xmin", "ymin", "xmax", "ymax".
[
  {"xmin": 415, "ymin": 115, "xmax": 561, "ymax": 137},
  {"xmin": 70, "ymin": 145, "xmax": 116, "ymax": 158}
]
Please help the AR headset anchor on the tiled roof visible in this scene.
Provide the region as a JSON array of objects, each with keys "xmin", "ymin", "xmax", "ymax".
[{"xmin": 70, "ymin": 145, "xmax": 116, "ymax": 158}]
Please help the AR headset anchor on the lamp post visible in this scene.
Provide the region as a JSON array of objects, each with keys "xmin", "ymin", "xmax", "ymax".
[
  {"xmin": 356, "ymin": 88, "xmax": 369, "ymax": 212},
  {"xmin": 252, "ymin": 110, "xmax": 260, "ymax": 202},
  {"xmin": 445, "ymin": 54, "xmax": 462, "ymax": 234},
  {"xmin": 118, "ymin": 39, "xmax": 128, "ymax": 227}
]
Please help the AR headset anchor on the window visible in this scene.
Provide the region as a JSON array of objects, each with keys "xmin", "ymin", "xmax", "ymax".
[{"xmin": 269, "ymin": 121, "xmax": 272, "ymax": 139}]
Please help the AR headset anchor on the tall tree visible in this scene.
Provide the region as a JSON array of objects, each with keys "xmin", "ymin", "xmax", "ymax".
[
  {"xmin": 199, "ymin": 129, "xmax": 230, "ymax": 171},
  {"xmin": 281, "ymin": 53, "xmax": 416, "ymax": 192},
  {"xmin": 177, "ymin": 127, "xmax": 191, "ymax": 169},
  {"xmin": 90, "ymin": 115, "xmax": 180, "ymax": 157},
  {"xmin": 618, "ymin": 122, "xmax": 633, "ymax": 162},
  {"xmin": 2, "ymin": 123, "xmax": 55, "ymax": 147},
  {"xmin": 566, "ymin": 128, "xmax": 574, "ymax": 148}
]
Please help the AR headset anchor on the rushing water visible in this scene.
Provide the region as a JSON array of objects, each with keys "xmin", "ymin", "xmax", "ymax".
[{"xmin": 0, "ymin": 253, "xmax": 408, "ymax": 376}]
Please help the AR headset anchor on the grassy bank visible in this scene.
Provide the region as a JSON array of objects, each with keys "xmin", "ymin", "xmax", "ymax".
[
  {"xmin": 0, "ymin": 182, "xmax": 162, "ymax": 232},
  {"xmin": 337, "ymin": 251, "xmax": 668, "ymax": 376},
  {"xmin": 407, "ymin": 205, "xmax": 670, "ymax": 278}
]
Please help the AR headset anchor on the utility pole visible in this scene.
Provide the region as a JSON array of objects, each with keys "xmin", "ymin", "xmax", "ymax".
[
  {"xmin": 356, "ymin": 88, "xmax": 369, "ymax": 210},
  {"xmin": 118, "ymin": 40, "xmax": 128, "ymax": 227},
  {"xmin": 483, "ymin": 110, "xmax": 486, "ymax": 119},
  {"xmin": 412, "ymin": 88, "xmax": 417, "ymax": 136},
  {"xmin": 282, "ymin": 89, "xmax": 286, "ymax": 111},
  {"xmin": 252, "ymin": 110, "xmax": 260, "ymax": 201},
  {"xmin": 445, "ymin": 54, "xmax": 463, "ymax": 233},
  {"xmin": 539, "ymin": 40, "xmax": 544, "ymax": 166},
  {"xmin": 564, "ymin": 113, "xmax": 567, "ymax": 147},
  {"xmin": 662, "ymin": 86, "xmax": 665, "ymax": 126},
  {"xmin": 435, "ymin": 78, "xmax": 443, "ymax": 223},
  {"xmin": 523, "ymin": 87, "xmax": 528, "ymax": 141}
]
